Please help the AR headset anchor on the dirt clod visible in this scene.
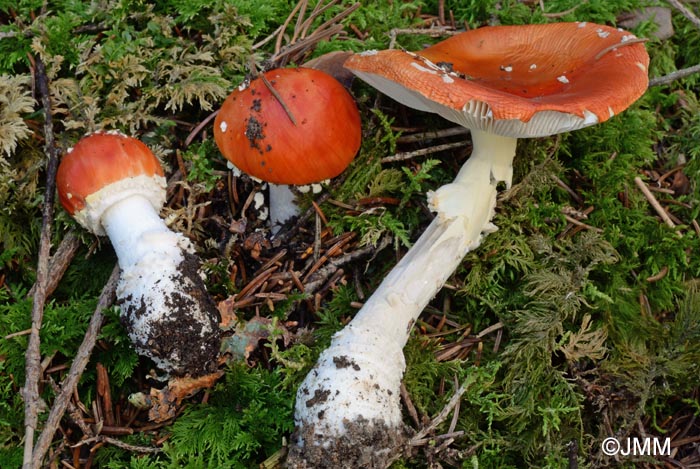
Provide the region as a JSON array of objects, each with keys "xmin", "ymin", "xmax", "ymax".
[{"xmin": 332, "ymin": 355, "xmax": 361, "ymax": 370}]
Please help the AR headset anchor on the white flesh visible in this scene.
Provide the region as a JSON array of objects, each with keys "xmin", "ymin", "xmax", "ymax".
[{"xmin": 269, "ymin": 183, "xmax": 300, "ymax": 233}]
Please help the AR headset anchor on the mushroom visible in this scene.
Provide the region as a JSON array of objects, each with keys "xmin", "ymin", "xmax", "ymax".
[
  {"xmin": 56, "ymin": 131, "xmax": 221, "ymax": 378},
  {"xmin": 213, "ymin": 67, "xmax": 361, "ymax": 231},
  {"xmin": 288, "ymin": 22, "xmax": 649, "ymax": 467}
]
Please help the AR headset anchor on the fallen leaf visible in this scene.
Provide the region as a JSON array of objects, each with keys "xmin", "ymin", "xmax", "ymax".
[
  {"xmin": 221, "ymin": 316, "xmax": 293, "ymax": 363},
  {"xmin": 148, "ymin": 371, "xmax": 223, "ymax": 423}
]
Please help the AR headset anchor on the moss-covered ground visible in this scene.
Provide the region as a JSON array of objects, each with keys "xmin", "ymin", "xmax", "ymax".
[{"xmin": 1, "ymin": 0, "xmax": 699, "ymax": 467}]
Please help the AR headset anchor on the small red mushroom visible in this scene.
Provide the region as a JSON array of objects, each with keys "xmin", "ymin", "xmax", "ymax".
[
  {"xmin": 214, "ymin": 67, "xmax": 361, "ymax": 229},
  {"xmin": 56, "ymin": 131, "xmax": 221, "ymax": 378}
]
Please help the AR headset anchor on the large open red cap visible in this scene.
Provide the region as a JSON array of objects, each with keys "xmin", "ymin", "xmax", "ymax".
[{"xmin": 345, "ymin": 22, "xmax": 649, "ymax": 138}]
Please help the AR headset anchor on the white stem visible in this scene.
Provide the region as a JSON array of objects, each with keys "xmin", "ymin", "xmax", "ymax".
[
  {"xmin": 458, "ymin": 129, "xmax": 517, "ymax": 188},
  {"xmin": 100, "ymin": 195, "xmax": 220, "ymax": 377},
  {"xmin": 289, "ymin": 132, "xmax": 518, "ymax": 466},
  {"xmin": 269, "ymin": 183, "xmax": 299, "ymax": 232},
  {"xmin": 101, "ymin": 195, "xmax": 174, "ymax": 269}
]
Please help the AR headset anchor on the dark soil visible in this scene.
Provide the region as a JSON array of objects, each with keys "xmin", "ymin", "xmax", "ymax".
[
  {"xmin": 119, "ymin": 252, "xmax": 221, "ymax": 378},
  {"xmin": 285, "ymin": 417, "xmax": 409, "ymax": 469}
]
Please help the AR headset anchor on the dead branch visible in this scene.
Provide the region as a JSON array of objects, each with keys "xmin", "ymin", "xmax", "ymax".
[
  {"xmin": 303, "ymin": 235, "xmax": 391, "ymax": 294},
  {"xmin": 649, "ymin": 63, "xmax": 700, "ymax": 87},
  {"xmin": 410, "ymin": 378, "xmax": 469, "ymax": 444},
  {"xmin": 634, "ymin": 176, "xmax": 676, "ymax": 229},
  {"xmin": 265, "ymin": 0, "xmax": 360, "ymax": 67},
  {"xmin": 388, "ymin": 26, "xmax": 458, "ymax": 49},
  {"xmin": 73, "ymin": 435, "xmax": 161, "ymax": 454},
  {"xmin": 27, "ymin": 230, "xmax": 81, "ymax": 299},
  {"xmin": 32, "ymin": 266, "xmax": 120, "ymax": 468},
  {"xmin": 23, "ymin": 55, "xmax": 61, "ymax": 469},
  {"xmin": 666, "ymin": 0, "xmax": 700, "ymax": 30},
  {"xmin": 395, "ymin": 126, "xmax": 469, "ymax": 144},
  {"xmin": 381, "ymin": 140, "xmax": 469, "ymax": 164}
]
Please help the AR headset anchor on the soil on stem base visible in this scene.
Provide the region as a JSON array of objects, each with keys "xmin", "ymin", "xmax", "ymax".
[
  {"xmin": 286, "ymin": 416, "xmax": 409, "ymax": 468},
  {"xmin": 119, "ymin": 252, "xmax": 221, "ymax": 377}
]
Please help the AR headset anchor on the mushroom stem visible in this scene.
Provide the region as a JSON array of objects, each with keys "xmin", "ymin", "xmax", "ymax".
[
  {"xmin": 268, "ymin": 183, "xmax": 300, "ymax": 232},
  {"xmin": 101, "ymin": 195, "xmax": 177, "ymax": 269},
  {"xmin": 289, "ymin": 134, "xmax": 514, "ymax": 467},
  {"xmin": 429, "ymin": 130, "xmax": 516, "ymax": 222},
  {"xmin": 100, "ymin": 195, "xmax": 220, "ymax": 378},
  {"xmin": 460, "ymin": 130, "xmax": 517, "ymax": 188}
]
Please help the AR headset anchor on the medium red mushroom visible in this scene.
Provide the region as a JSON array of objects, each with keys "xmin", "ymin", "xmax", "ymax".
[
  {"xmin": 56, "ymin": 131, "xmax": 221, "ymax": 377},
  {"xmin": 213, "ymin": 67, "xmax": 361, "ymax": 230},
  {"xmin": 290, "ymin": 22, "xmax": 650, "ymax": 467}
]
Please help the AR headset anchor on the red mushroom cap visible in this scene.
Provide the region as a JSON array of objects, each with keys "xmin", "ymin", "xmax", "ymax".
[
  {"xmin": 345, "ymin": 22, "xmax": 649, "ymax": 138},
  {"xmin": 213, "ymin": 67, "xmax": 361, "ymax": 185},
  {"xmin": 57, "ymin": 132, "xmax": 164, "ymax": 216}
]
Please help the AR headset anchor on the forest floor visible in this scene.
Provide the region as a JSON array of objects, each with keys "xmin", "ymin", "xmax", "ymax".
[{"xmin": 1, "ymin": 0, "xmax": 699, "ymax": 467}]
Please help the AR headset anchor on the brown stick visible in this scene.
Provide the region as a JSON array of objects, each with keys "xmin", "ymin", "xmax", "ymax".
[
  {"xmin": 562, "ymin": 213, "xmax": 603, "ymax": 233},
  {"xmin": 184, "ymin": 110, "xmax": 218, "ymax": 147},
  {"xmin": 300, "ymin": 2, "xmax": 359, "ymax": 42},
  {"xmin": 400, "ymin": 382, "xmax": 421, "ymax": 428},
  {"xmin": 410, "ymin": 378, "xmax": 469, "ymax": 444},
  {"xmin": 381, "ymin": 140, "xmax": 469, "ymax": 163},
  {"xmin": 542, "ymin": 0, "xmax": 587, "ymax": 18},
  {"xmin": 298, "ymin": 0, "xmax": 338, "ymax": 40},
  {"xmin": 667, "ymin": 0, "xmax": 700, "ymax": 30},
  {"xmin": 27, "ymin": 230, "xmax": 81, "ymax": 299},
  {"xmin": 594, "ymin": 38, "xmax": 649, "ymax": 61},
  {"xmin": 395, "ymin": 126, "xmax": 468, "ymax": 144},
  {"xmin": 274, "ymin": 0, "xmax": 307, "ymax": 55},
  {"xmin": 73, "ymin": 434, "xmax": 161, "ymax": 454},
  {"xmin": 292, "ymin": 0, "xmax": 312, "ymax": 42},
  {"xmin": 388, "ymin": 26, "xmax": 458, "ymax": 49},
  {"xmin": 96, "ymin": 363, "xmax": 115, "ymax": 426},
  {"xmin": 303, "ymin": 235, "xmax": 391, "ymax": 293},
  {"xmin": 260, "ymin": 73, "xmax": 298, "ymax": 125},
  {"xmin": 646, "ymin": 266, "xmax": 669, "ymax": 283},
  {"xmin": 649, "ymin": 64, "xmax": 700, "ymax": 87},
  {"xmin": 23, "ymin": 55, "xmax": 60, "ymax": 469},
  {"xmin": 634, "ymin": 176, "xmax": 676, "ymax": 228},
  {"xmin": 31, "ymin": 266, "xmax": 120, "ymax": 468}
]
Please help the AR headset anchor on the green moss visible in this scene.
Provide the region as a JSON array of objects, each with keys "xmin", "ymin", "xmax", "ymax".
[{"xmin": 2, "ymin": 0, "xmax": 699, "ymax": 467}]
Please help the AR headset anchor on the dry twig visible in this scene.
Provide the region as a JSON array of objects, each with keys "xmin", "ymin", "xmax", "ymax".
[
  {"xmin": 395, "ymin": 126, "xmax": 469, "ymax": 144},
  {"xmin": 27, "ymin": 230, "xmax": 81, "ymax": 299},
  {"xmin": 667, "ymin": 0, "xmax": 700, "ymax": 30},
  {"xmin": 23, "ymin": 55, "xmax": 61, "ymax": 469},
  {"xmin": 73, "ymin": 435, "xmax": 161, "ymax": 454},
  {"xmin": 541, "ymin": 0, "xmax": 587, "ymax": 18},
  {"xmin": 561, "ymin": 213, "xmax": 603, "ymax": 233},
  {"xmin": 410, "ymin": 378, "xmax": 469, "ymax": 444},
  {"xmin": 400, "ymin": 382, "xmax": 421, "ymax": 428},
  {"xmin": 303, "ymin": 235, "xmax": 391, "ymax": 293},
  {"xmin": 388, "ymin": 26, "xmax": 458, "ymax": 49},
  {"xmin": 266, "ymin": 0, "xmax": 360, "ymax": 66},
  {"xmin": 634, "ymin": 176, "xmax": 676, "ymax": 228},
  {"xmin": 32, "ymin": 266, "xmax": 120, "ymax": 467},
  {"xmin": 649, "ymin": 64, "xmax": 700, "ymax": 87},
  {"xmin": 381, "ymin": 141, "xmax": 469, "ymax": 164}
]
